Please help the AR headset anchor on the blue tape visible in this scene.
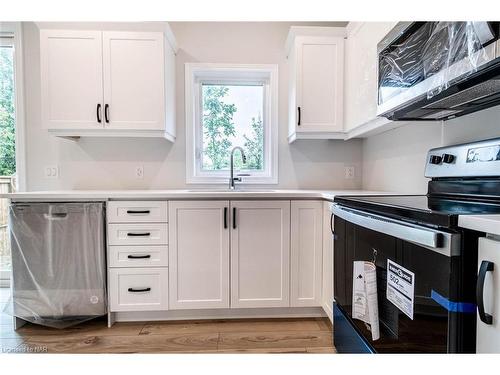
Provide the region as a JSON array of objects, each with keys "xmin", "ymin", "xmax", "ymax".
[{"xmin": 431, "ymin": 290, "xmax": 476, "ymax": 313}]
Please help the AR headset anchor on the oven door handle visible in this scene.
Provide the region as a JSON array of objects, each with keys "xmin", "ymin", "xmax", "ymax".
[{"xmin": 332, "ymin": 205, "xmax": 455, "ymax": 256}]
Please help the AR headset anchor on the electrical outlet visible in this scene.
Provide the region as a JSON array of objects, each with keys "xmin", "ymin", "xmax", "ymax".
[
  {"xmin": 344, "ymin": 166, "xmax": 355, "ymax": 180},
  {"xmin": 44, "ymin": 165, "xmax": 59, "ymax": 179},
  {"xmin": 135, "ymin": 166, "xmax": 144, "ymax": 179}
]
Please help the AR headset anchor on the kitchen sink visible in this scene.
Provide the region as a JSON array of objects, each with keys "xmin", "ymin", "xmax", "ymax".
[{"xmin": 186, "ymin": 189, "xmax": 277, "ymax": 193}]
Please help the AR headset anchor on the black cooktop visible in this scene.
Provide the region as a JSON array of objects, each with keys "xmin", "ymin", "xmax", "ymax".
[{"xmin": 334, "ymin": 195, "xmax": 500, "ymax": 228}]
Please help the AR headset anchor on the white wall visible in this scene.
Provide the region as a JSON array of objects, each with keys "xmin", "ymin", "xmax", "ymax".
[
  {"xmin": 22, "ymin": 21, "xmax": 362, "ymax": 191},
  {"xmin": 362, "ymin": 106, "xmax": 500, "ymax": 193}
]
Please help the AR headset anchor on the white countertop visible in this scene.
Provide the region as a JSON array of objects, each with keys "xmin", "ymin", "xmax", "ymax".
[
  {"xmin": 458, "ymin": 215, "xmax": 500, "ymax": 237},
  {"xmin": 0, "ymin": 189, "xmax": 388, "ymax": 202}
]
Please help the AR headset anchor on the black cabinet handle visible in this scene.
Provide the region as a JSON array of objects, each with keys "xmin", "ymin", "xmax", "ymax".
[
  {"xmin": 128, "ymin": 287, "xmax": 151, "ymax": 293},
  {"xmin": 232, "ymin": 207, "xmax": 237, "ymax": 229},
  {"xmin": 96, "ymin": 103, "xmax": 102, "ymax": 123},
  {"xmin": 330, "ymin": 213, "xmax": 338, "ymax": 240},
  {"xmin": 104, "ymin": 104, "xmax": 110, "ymax": 123},
  {"xmin": 297, "ymin": 106, "xmax": 301, "ymax": 126},
  {"xmin": 224, "ymin": 207, "xmax": 228, "ymax": 229},
  {"xmin": 127, "ymin": 232, "xmax": 151, "ymax": 237},
  {"xmin": 477, "ymin": 260, "xmax": 494, "ymax": 325},
  {"xmin": 126, "ymin": 210, "xmax": 151, "ymax": 214},
  {"xmin": 127, "ymin": 254, "xmax": 151, "ymax": 259}
]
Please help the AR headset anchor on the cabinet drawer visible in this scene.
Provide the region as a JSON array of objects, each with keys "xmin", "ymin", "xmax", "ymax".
[
  {"xmin": 108, "ymin": 245, "xmax": 168, "ymax": 268},
  {"xmin": 109, "ymin": 268, "xmax": 168, "ymax": 312},
  {"xmin": 107, "ymin": 201, "xmax": 168, "ymax": 223},
  {"xmin": 108, "ymin": 223, "xmax": 168, "ymax": 246}
]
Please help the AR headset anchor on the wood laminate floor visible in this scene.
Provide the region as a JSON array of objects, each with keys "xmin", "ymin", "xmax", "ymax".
[{"xmin": 0, "ymin": 288, "xmax": 335, "ymax": 354}]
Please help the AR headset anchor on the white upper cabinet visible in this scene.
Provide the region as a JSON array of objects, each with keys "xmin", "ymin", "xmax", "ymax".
[
  {"xmin": 168, "ymin": 201, "xmax": 230, "ymax": 310},
  {"xmin": 102, "ymin": 32, "xmax": 165, "ymax": 131},
  {"xmin": 290, "ymin": 201, "xmax": 323, "ymax": 307},
  {"xmin": 40, "ymin": 30, "xmax": 104, "ymax": 131},
  {"xmin": 287, "ymin": 27, "xmax": 345, "ymax": 143},
  {"xmin": 40, "ymin": 28, "xmax": 177, "ymax": 140},
  {"xmin": 230, "ymin": 201, "xmax": 291, "ymax": 308},
  {"xmin": 343, "ymin": 22, "xmax": 397, "ymax": 135}
]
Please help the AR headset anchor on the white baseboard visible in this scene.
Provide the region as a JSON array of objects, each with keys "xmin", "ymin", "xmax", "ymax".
[
  {"xmin": 113, "ymin": 306, "xmax": 326, "ymax": 323},
  {"xmin": 322, "ymin": 302, "xmax": 333, "ymax": 323}
]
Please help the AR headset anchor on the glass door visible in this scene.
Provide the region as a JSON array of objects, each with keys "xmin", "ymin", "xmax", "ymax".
[{"xmin": 0, "ymin": 35, "xmax": 17, "ymax": 287}]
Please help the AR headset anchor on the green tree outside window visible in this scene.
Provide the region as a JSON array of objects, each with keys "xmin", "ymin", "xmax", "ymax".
[
  {"xmin": 202, "ymin": 85, "xmax": 264, "ymax": 172},
  {"xmin": 0, "ymin": 46, "xmax": 16, "ymax": 176}
]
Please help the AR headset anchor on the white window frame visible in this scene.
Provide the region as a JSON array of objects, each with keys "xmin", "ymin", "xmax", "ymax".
[
  {"xmin": 0, "ymin": 22, "xmax": 26, "ymax": 286},
  {"xmin": 185, "ymin": 63, "xmax": 278, "ymax": 185},
  {"xmin": 0, "ymin": 22, "xmax": 26, "ymax": 192}
]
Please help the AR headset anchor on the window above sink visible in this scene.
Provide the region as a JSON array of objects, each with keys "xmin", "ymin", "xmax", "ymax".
[{"xmin": 185, "ymin": 63, "xmax": 278, "ymax": 185}]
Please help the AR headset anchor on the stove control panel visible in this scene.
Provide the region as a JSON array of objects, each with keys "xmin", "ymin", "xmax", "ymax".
[{"xmin": 425, "ymin": 137, "xmax": 500, "ymax": 178}]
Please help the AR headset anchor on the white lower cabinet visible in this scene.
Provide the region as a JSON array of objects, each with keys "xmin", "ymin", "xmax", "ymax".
[
  {"xmin": 107, "ymin": 201, "xmax": 169, "ymax": 313},
  {"xmin": 231, "ymin": 201, "xmax": 291, "ymax": 308},
  {"xmin": 109, "ymin": 268, "xmax": 168, "ymax": 312},
  {"xmin": 476, "ymin": 237, "xmax": 500, "ymax": 353},
  {"xmin": 321, "ymin": 202, "xmax": 334, "ymax": 321},
  {"xmin": 290, "ymin": 201, "xmax": 323, "ymax": 307},
  {"xmin": 168, "ymin": 201, "xmax": 230, "ymax": 310},
  {"xmin": 107, "ymin": 199, "xmax": 331, "ymax": 319}
]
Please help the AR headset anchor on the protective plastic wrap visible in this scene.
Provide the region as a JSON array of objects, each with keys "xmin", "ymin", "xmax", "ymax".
[
  {"xmin": 378, "ymin": 22, "xmax": 492, "ymax": 103},
  {"xmin": 4, "ymin": 202, "xmax": 107, "ymax": 328}
]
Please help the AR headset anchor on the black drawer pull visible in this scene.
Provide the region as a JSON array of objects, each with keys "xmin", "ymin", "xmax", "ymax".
[
  {"xmin": 128, "ymin": 287, "xmax": 151, "ymax": 293},
  {"xmin": 127, "ymin": 254, "xmax": 151, "ymax": 259},
  {"xmin": 127, "ymin": 210, "xmax": 151, "ymax": 214},
  {"xmin": 51, "ymin": 213, "xmax": 67, "ymax": 218},
  {"xmin": 127, "ymin": 232, "xmax": 151, "ymax": 237}
]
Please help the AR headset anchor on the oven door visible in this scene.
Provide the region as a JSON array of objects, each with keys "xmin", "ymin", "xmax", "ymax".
[{"xmin": 332, "ymin": 205, "xmax": 476, "ymax": 353}]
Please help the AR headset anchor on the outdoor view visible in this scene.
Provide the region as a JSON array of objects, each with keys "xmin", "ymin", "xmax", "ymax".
[
  {"xmin": 0, "ymin": 42, "xmax": 16, "ymax": 277},
  {"xmin": 202, "ymin": 84, "xmax": 264, "ymax": 172}
]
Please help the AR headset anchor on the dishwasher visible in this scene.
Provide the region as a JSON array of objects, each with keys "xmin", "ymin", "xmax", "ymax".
[{"xmin": 7, "ymin": 202, "xmax": 107, "ymax": 328}]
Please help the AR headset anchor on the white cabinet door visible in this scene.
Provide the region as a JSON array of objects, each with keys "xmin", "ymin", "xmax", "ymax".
[
  {"xmin": 168, "ymin": 201, "xmax": 230, "ymax": 309},
  {"xmin": 295, "ymin": 36, "xmax": 344, "ymax": 133},
  {"xmin": 40, "ymin": 30, "xmax": 104, "ymax": 130},
  {"xmin": 231, "ymin": 201, "xmax": 290, "ymax": 308},
  {"xmin": 476, "ymin": 237, "xmax": 500, "ymax": 353},
  {"xmin": 291, "ymin": 201, "xmax": 323, "ymax": 307},
  {"xmin": 322, "ymin": 202, "xmax": 334, "ymax": 321},
  {"xmin": 344, "ymin": 22, "xmax": 397, "ymax": 132},
  {"xmin": 102, "ymin": 32, "xmax": 165, "ymax": 130}
]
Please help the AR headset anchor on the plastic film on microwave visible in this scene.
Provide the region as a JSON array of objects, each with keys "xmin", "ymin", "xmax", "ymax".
[
  {"xmin": 378, "ymin": 22, "xmax": 494, "ymax": 104},
  {"xmin": 3, "ymin": 202, "xmax": 107, "ymax": 328}
]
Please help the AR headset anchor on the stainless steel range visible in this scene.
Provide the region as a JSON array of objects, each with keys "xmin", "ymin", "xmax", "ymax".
[{"xmin": 331, "ymin": 137, "xmax": 500, "ymax": 353}]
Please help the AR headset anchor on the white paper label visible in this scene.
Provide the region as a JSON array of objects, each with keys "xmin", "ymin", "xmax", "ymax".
[
  {"xmin": 352, "ymin": 261, "xmax": 380, "ymax": 341},
  {"xmin": 386, "ymin": 259, "xmax": 415, "ymax": 320}
]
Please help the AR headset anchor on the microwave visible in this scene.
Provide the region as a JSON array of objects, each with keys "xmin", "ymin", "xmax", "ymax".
[{"xmin": 377, "ymin": 22, "xmax": 500, "ymax": 121}]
